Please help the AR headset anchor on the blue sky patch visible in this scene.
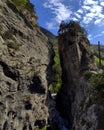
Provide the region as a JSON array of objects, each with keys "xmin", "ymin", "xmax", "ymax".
[{"xmin": 30, "ymin": 0, "xmax": 104, "ymax": 44}]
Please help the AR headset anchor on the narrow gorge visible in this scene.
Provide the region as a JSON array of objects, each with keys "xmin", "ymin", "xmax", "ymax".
[{"xmin": 0, "ymin": 1, "xmax": 104, "ymax": 130}]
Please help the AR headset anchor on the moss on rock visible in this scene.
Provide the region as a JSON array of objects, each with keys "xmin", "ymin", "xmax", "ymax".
[
  {"xmin": 86, "ymin": 72, "xmax": 104, "ymax": 104},
  {"xmin": 11, "ymin": 0, "xmax": 34, "ymax": 13}
]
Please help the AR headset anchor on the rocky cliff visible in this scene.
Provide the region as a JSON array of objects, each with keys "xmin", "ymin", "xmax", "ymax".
[
  {"xmin": 57, "ymin": 21, "xmax": 104, "ymax": 130},
  {"xmin": 0, "ymin": 0, "xmax": 52, "ymax": 129}
]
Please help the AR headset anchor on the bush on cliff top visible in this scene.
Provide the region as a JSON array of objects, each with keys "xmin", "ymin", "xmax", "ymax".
[
  {"xmin": 12, "ymin": 0, "xmax": 28, "ymax": 6},
  {"xmin": 11, "ymin": 0, "xmax": 34, "ymax": 12},
  {"xmin": 58, "ymin": 20, "xmax": 87, "ymax": 36}
]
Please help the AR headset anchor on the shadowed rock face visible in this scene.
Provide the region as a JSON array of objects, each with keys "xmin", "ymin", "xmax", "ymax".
[
  {"xmin": 56, "ymin": 24, "xmax": 104, "ymax": 130},
  {"xmin": 0, "ymin": 0, "xmax": 51, "ymax": 129}
]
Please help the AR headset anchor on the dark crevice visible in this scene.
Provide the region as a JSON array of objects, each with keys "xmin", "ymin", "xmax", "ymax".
[
  {"xmin": 7, "ymin": 111, "xmax": 17, "ymax": 118},
  {"xmin": 34, "ymin": 120, "xmax": 46, "ymax": 129},
  {"xmin": 3, "ymin": 121, "xmax": 8, "ymax": 130},
  {"xmin": 6, "ymin": 1, "xmax": 19, "ymax": 14},
  {"xmin": 0, "ymin": 91, "xmax": 2, "ymax": 95},
  {"xmin": 22, "ymin": 125, "xmax": 27, "ymax": 130},
  {"xmin": 28, "ymin": 75, "xmax": 45, "ymax": 94},
  {"xmin": 0, "ymin": 61, "xmax": 17, "ymax": 81},
  {"xmin": 68, "ymin": 41, "xmax": 74, "ymax": 46},
  {"xmin": 22, "ymin": 124, "xmax": 32, "ymax": 130},
  {"xmin": 5, "ymin": 95, "xmax": 14, "ymax": 101},
  {"xmin": 25, "ymin": 101, "xmax": 32, "ymax": 110},
  {"xmin": 29, "ymin": 124, "xmax": 32, "ymax": 130},
  {"xmin": 0, "ymin": 102, "xmax": 5, "ymax": 108},
  {"xmin": 10, "ymin": 27, "xmax": 24, "ymax": 38},
  {"xmin": 79, "ymin": 43, "xmax": 89, "ymax": 71}
]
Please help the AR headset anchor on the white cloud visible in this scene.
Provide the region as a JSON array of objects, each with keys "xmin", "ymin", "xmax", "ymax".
[
  {"xmin": 44, "ymin": 3, "xmax": 53, "ymax": 8},
  {"xmin": 46, "ymin": 21, "xmax": 57, "ymax": 30},
  {"xmin": 83, "ymin": 0, "xmax": 98, "ymax": 5},
  {"xmin": 101, "ymin": 31, "xmax": 104, "ymax": 34},
  {"xmin": 75, "ymin": 13, "xmax": 81, "ymax": 18},
  {"xmin": 80, "ymin": 1, "xmax": 104, "ymax": 26},
  {"xmin": 101, "ymin": 2, "xmax": 104, "ymax": 6},
  {"xmin": 44, "ymin": 0, "xmax": 72, "ymax": 24},
  {"xmin": 82, "ymin": 16, "xmax": 93, "ymax": 24},
  {"xmin": 53, "ymin": 3, "xmax": 71, "ymax": 23},
  {"xmin": 43, "ymin": 0, "xmax": 104, "ymax": 31},
  {"xmin": 88, "ymin": 34, "xmax": 92, "ymax": 40},
  {"xmin": 77, "ymin": 9, "xmax": 83, "ymax": 14},
  {"xmin": 72, "ymin": 17, "xmax": 79, "ymax": 21},
  {"xmin": 90, "ymin": 5, "xmax": 102, "ymax": 14},
  {"xmin": 94, "ymin": 19, "xmax": 102, "ymax": 24},
  {"xmin": 99, "ymin": 14, "xmax": 104, "ymax": 19},
  {"xmin": 82, "ymin": 5, "xmax": 91, "ymax": 10},
  {"xmin": 94, "ymin": 34, "xmax": 103, "ymax": 38},
  {"xmin": 86, "ymin": 12, "xmax": 96, "ymax": 18}
]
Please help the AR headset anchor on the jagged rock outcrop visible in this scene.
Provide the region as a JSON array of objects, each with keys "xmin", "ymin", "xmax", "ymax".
[
  {"xmin": 0, "ymin": 0, "xmax": 52, "ymax": 129},
  {"xmin": 57, "ymin": 21, "xmax": 104, "ymax": 130}
]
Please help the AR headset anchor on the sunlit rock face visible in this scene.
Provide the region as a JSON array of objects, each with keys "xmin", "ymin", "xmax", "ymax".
[
  {"xmin": 0, "ymin": 0, "xmax": 52, "ymax": 129},
  {"xmin": 56, "ymin": 21, "xmax": 104, "ymax": 130}
]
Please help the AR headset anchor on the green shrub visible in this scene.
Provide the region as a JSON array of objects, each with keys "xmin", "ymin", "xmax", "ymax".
[
  {"xmin": 89, "ymin": 73, "xmax": 104, "ymax": 92},
  {"xmin": 84, "ymin": 71, "xmax": 96, "ymax": 80},
  {"xmin": 50, "ymin": 45, "xmax": 62, "ymax": 93},
  {"xmin": 35, "ymin": 125, "xmax": 50, "ymax": 130},
  {"xmin": 11, "ymin": 0, "xmax": 28, "ymax": 7},
  {"xmin": 11, "ymin": 0, "xmax": 34, "ymax": 12},
  {"xmin": 94, "ymin": 55, "xmax": 104, "ymax": 66},
  {"xmin": 87, "ymin": 72, "xmax": 104, "ymax": 103}
]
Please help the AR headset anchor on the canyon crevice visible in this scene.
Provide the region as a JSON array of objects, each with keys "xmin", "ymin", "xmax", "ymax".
[{"xmin": 0, "ymin": 1, "xmax": 104, "ymax": 130}]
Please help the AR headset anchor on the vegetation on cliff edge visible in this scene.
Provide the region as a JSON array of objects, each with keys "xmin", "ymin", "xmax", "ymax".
[
  {"xmin": 11, "ymin": 0, "xmax": 34, "ymax": 12},
  {"xmin": 92, "ymin": 44, "xmax": 104, "ymax": 68},
  {"xmin": 40, "ymin": 27, "xmax": 62, "ymax": 93},
  {"xmin": 84, "ymin": 71, "xmax": 104, "ymax": 103},
  {"xmin": 35, "ymin": 125, "xmax": 50, "ymax": 130},
  {"xmin": 51, "ymin": 45, "xmax": 62, "ymax": 93}
]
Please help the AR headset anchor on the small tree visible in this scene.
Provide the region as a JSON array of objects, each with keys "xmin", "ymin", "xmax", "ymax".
[
  {"xmin": 68, "ymin": 20, "xmax": 87, "ymax": 36},
  {"xmin": 58, "ymin": 20, "xmax": 87, "ymax": 36},
  {"xmin": 98, "ymin": 41, "xmax": 101, "ymax": 69}
]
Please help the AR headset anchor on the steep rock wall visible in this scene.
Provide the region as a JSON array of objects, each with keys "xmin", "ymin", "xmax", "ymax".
[
  {"xmin": 0, "ymin": 0, "xmax": 51, "ymax": 129},
  {"xmin": 57, "ymin": 26, "xmax": 104, "ymax": 130}
]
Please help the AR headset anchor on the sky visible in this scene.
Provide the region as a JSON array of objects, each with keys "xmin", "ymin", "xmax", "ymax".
[{"xmin": 30, "ymin": 0, "xmax": 104, "ymax": 45}]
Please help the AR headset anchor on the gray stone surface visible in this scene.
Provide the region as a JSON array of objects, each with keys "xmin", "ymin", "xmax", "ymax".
[
  {"xmin": 57, "ymin": 24, "xmax": 104, "ymax": 130},
  {"xmin": 0, "ymin": 0, "xmax": 51, "ymax": 129}
]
